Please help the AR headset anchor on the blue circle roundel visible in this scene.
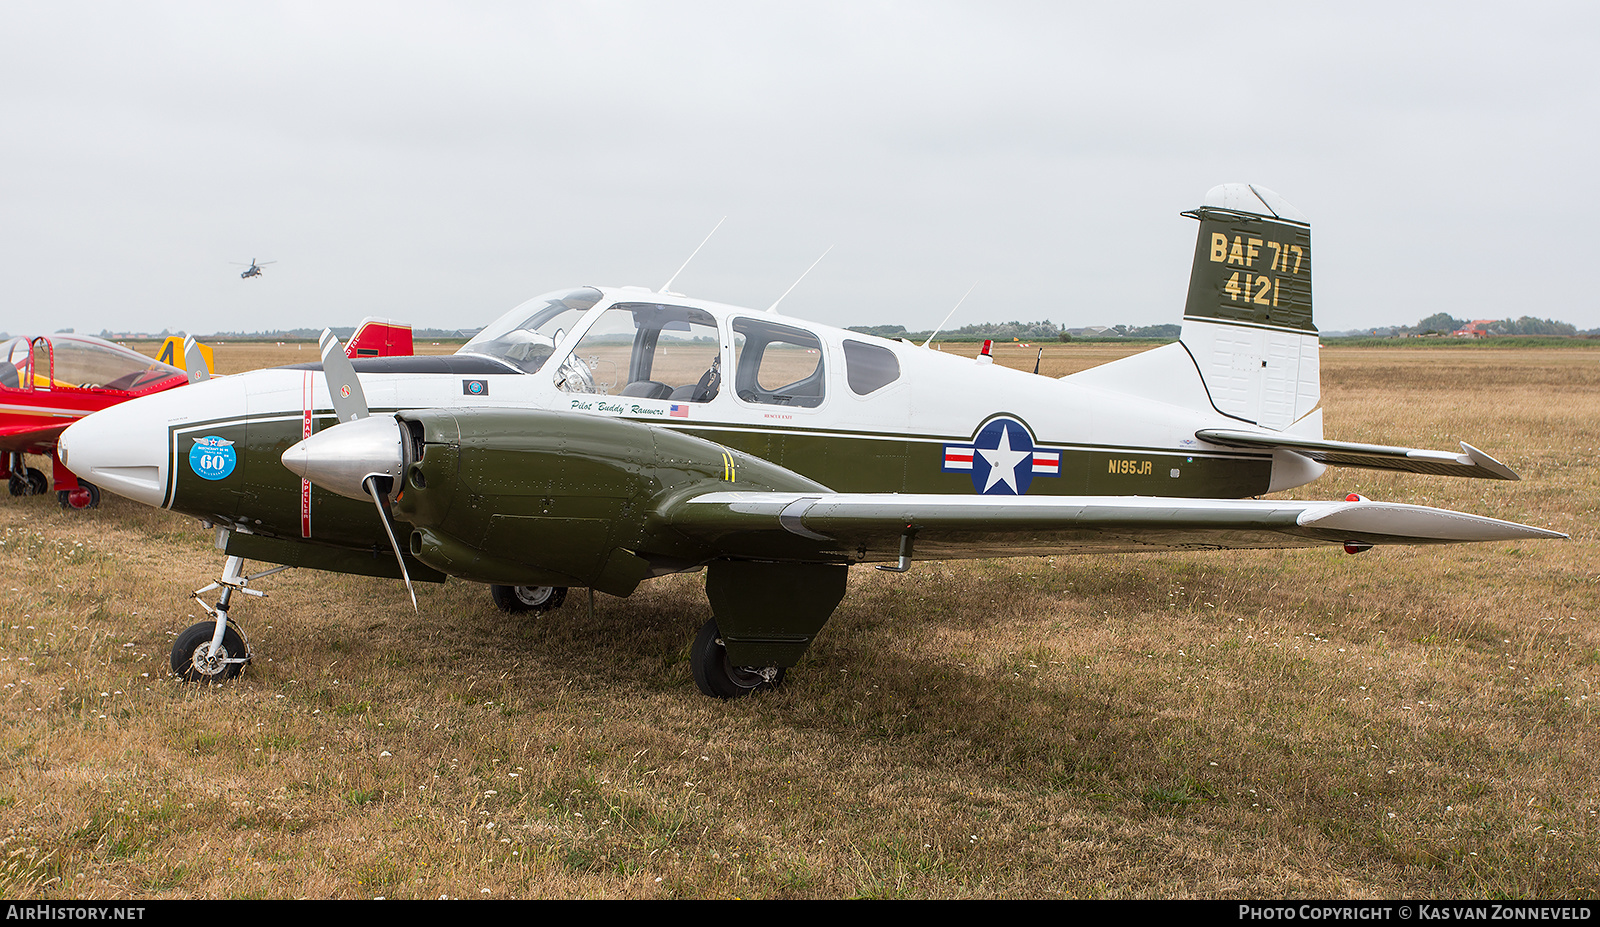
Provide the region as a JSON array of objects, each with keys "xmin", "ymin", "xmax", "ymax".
[
  {"xmin": 941, "ymin": 416, "xmax": 1062, "ymax": 495},
  {"xmin": 189, "ymin": 436, "xmax": 237, "ymax": 481}
]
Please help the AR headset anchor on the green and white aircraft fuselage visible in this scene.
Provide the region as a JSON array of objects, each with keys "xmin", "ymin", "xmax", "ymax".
[{"xmin": 58, "ymin": 184, "xmax": 1564, "ymax": 697}]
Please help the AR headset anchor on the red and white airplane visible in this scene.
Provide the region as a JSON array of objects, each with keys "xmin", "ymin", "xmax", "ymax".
[{"xmin": 2, "ymin": 333, "xmax": 198, "ymax": 508}]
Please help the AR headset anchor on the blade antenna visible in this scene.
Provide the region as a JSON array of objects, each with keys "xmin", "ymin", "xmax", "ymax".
[
  {"xmin": 767, "ymin": 245, "xmax": 832, "ymax": 314},
  {"xmin": 922, "ymin": 282, "xmax": 978, "ymax": 348},
  {"xmin": 660, "ymin": 217, "xmax": 726, "ymax": 295},
  {"xmin": 363, "ymin": 474, "xmax": 416, "ymax": 611}
]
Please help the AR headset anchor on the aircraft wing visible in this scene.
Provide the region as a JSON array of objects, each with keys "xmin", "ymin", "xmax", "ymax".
[
  {"xmin": 1195, "ymin": 429, "xmax": 1520, "ymax": 481},
  {"xmin": 0, "ymin": 420, "xmax": 71, "ymax": 453},
  {"xmin": 663, "ymin": 492, "xmax": 1564, "ymax": 562}
]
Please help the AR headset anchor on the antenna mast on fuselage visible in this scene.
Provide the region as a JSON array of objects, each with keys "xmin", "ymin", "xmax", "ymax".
[
  {"xmin": 921, "ymin": 282, "xmax": 978, "ymax": 348},
  {"xmin": 766, "ymin": 246, "xmax": 833, "ymax": 314},
  {"xmin": 659, "ymin": 217, "xmax": 726, "ymax": 295}
]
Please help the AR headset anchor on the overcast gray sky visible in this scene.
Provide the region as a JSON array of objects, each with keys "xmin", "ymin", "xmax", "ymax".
[{"xmin": 3, "ymin": 1, "xmax": 1596, "ymax": 337}]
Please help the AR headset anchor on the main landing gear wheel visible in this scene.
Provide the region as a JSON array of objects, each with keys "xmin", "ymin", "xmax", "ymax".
[
  {"xmin": 171, "ymin": 620, "xmax": 250, "ymax": 682},
  {"xmin": 690, "ymin": 618, "xmax": 784, "ymax": 699},
  {"xmin": 490, "ymin": 584, "xmax": 567, "ymax": 614},
  {"xmin": 58, "ymin": 481, "xmax": 100, "ymax": 510},
  {"xmin": 8, "ymin": 467, "xmax": 47, "ymax": 497}
]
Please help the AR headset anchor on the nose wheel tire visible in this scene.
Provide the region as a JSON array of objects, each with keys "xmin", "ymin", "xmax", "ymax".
[
  {"xmin": 58, "ymin": 481, "xmax": 100, "ymax": 510},
  {"xmin": 171, "ymin": 620, "xmax": 249, "ymax": 682},
  {"xmin": 690, "ymin": 618, "xmax": 785, "ymax": 699},
  {"xmin": 489, "ymin": 584, "xmax": 567, "ymax": 614}
]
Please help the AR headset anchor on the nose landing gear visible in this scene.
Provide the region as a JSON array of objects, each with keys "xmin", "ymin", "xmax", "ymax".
[{"xmin": 170, "ymin": 555, "xmax": 288, "ymax": 682}]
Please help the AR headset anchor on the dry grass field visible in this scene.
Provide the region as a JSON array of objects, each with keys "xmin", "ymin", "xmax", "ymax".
[{"xmin": 1, "ymin": 340, "xmax": 1595, "ymax": 899}]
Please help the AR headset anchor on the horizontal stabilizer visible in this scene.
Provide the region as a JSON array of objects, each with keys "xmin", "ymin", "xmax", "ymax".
[
  {"xmin": 667, "ymin": 492, "xmax": 1563, "ymax": 564},
  {"xmin": 1195, "ymin": 429, "xmax": 1520, "ymax": 481}
]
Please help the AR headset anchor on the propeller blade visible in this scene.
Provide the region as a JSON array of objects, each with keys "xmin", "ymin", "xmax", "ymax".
[
  {"xmin": 182, "ymin": 336, "xmax": 209, "ymax": 383},
  {"xmin": 363, "ymin": 474, "xmax": 416, "ymax": 611},
  {"xmin": 319, "ymin": 329, "xmax": 368, "ymax": 422}
]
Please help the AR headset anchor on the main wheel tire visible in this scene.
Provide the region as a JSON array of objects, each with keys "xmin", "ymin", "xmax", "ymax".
[
  {"xmin": 171, "ymin": 620, "xmax": 248, "ymax": 682},
  {"xmin": 9, "ymin": 468, "xmax": 47, "ymax": 497},
  {"xmin": 489, "ymin": 584, "xmax": 567, "ymax": 614},
  {"xmin": 58, "ymin": 481, "xmax": 100, "ymax": 510},
  {"xmin": 690, "ymin": 618, "xmax": 785, "ymax": 699}
]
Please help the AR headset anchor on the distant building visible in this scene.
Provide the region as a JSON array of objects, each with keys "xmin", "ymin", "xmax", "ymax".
[{"xmin": 1453, "ymin": 320, "xmax": 1497, "ymax": 338}]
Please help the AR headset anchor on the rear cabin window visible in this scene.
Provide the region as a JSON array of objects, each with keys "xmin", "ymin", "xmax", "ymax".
[
  {"xmin": 731, "ymin": 318, "xmax": 825, "ymax": 408},
  {"xmin": 842, "ymin": 339, "xmax": 900, "ymax": 395}
]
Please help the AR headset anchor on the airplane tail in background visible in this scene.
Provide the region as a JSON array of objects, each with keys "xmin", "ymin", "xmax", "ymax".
[
  {"xmin": 1178, "ymin": 183, "xmax": 1319, "ymax": 432},
  {"xmin": 345, "ymin": 318, "xmax": 415, "ymax": 358}
]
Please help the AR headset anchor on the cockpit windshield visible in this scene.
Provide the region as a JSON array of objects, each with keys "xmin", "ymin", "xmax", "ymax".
[
  {"xmin": 1, "ymin": 335, "xmax": 185, "ymax": 392},
  {"xmin": 457, "ymin": 287, "xmax": 604, "ymax": 373}
]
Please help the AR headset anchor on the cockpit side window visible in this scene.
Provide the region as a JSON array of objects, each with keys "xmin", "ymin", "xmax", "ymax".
[
  {"xmin": 842, "ymin": 339, "xmax": 901, "ymax": 395},
  {"xmin": 731, "ymin": 318, "xmax": 825, "ymax": 408},
  {"xmin": 458, "ymin": 287, "xmax": 603, "ymax": 374},
  {"xmin": 554, "ymin": 303, "xmax": 722, "ymax": 403}
]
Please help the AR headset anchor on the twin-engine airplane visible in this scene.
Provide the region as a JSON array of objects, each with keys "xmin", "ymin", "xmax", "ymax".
[{"xmin": 59, "ymin": 184, "xmax": 1565, "ymax": 697}]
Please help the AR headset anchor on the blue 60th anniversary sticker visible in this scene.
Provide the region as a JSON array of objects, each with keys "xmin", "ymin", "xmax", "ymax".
[{"xmin": 189, "ymin": 436, "xmax": 237, "ymax": 480}]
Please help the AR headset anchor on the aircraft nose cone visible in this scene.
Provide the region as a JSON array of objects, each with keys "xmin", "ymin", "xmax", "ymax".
[
  {"xmin": 58, "ymin": 399, "xmax": 172, "ymax": 508},
  {"xmin": 282, "ymin": 414, "xmax": 405, "ymax": 501}
]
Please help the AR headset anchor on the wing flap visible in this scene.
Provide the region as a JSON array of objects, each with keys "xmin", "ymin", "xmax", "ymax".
[
  {"xmin": 664, "ymin": 492, "xmax": 1563, "ymax": 563},
  {"xmin": 1196, "ymin": 429, "xmax": 1520, "ymax": 480}
]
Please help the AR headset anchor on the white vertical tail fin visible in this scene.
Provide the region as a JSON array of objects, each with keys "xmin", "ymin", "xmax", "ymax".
[
  {"xmin": 1065, "ymin": 183, "xmax": 1320, "ymax": 435},
  {"xmin": 1178, "ymin": 183, "xmax": 1319, "ymax": 431}
]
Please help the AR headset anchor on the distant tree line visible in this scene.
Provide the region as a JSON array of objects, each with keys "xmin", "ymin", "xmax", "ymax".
[{"xmin": 1405, "ymin": 313, "xmax": 1578, "ymax": 337}]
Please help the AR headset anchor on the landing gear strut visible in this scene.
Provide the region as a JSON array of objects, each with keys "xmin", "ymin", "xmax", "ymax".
[
  {"xmin": 170, "ymin": 555, "xmax": 286, "ymax": 682},
  {"xmin": 690, "ymin": 618, "xmax": 784, "ymax": 699},
  {"xmin": 7, "ymin": 453, "xmax": 47, "ymax": 497}
]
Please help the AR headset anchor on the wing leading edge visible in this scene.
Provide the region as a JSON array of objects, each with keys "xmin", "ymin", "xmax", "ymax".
[{"xmin": 664, "ymin": 492, "xmax": 1564, "ymax": 563}]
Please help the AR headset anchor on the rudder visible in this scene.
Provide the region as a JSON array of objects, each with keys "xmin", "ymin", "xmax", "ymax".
[{"xmin": 1179, "ymin": 184, "xmax": 1319, "ymax": 432}]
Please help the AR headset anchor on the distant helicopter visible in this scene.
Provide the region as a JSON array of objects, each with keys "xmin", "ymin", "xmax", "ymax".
[{"xmin": 232, "ymin": 259, "xmax": 276, "ymax": 279}]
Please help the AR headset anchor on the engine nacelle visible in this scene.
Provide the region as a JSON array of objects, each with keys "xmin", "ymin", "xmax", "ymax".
[{"xmin": 392, "ymin": 407, "xmax": 828, "ymax": 594}]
